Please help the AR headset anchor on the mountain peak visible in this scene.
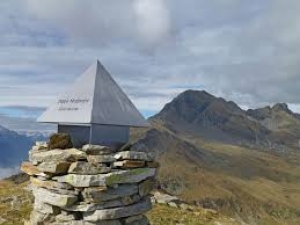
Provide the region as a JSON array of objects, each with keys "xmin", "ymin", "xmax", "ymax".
[{"xmin": 272, "ymin": 103, "xmax": 290, "ymax": 112}]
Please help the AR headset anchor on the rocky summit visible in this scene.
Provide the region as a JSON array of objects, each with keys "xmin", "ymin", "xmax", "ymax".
[{"xmin": 21, "ymin": 141, "xmax": 158, "ymax": 225}]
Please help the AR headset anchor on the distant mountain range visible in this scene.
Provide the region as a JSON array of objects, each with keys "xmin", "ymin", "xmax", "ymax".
[
  {"xmin": 0, "ymin": 125, "xmax": 33, "ymax": 168},
  {"xmin": 1, "ymin": 90, "xmax": 300, "ymax": 224}
]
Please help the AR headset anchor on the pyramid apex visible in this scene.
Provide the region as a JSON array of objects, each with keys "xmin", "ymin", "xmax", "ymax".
[{"xmin": 38, "ymin": 60, "xmax": 149, "ymax": 127}]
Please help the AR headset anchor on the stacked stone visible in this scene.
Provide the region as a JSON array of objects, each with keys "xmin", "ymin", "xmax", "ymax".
[{"xmin": 21, "ymin": 141, "xmax": 158, "ymax": 225}]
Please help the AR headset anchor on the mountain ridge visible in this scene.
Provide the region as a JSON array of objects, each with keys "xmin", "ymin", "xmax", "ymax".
[{"xmin": 131, "ymin": 89, "xmax": 300, "ymax": 225}]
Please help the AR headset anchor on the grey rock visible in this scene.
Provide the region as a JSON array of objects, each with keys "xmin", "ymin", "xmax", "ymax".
[
  {"xmin": 83, "ymin": 197, "xmax": 152, "ymax": 221},
  {"xmin": 52, "ymin": 171, "xmax": 126, "ymax": 188},
  {"xmin": 82, "ymin": 184, "xmax": 138, "ymax": 203},
  {"xmin": 153, "ymin": 191, "xmax": 178, "ymax": 204},
  {"xmin": 32, "ymin": 187, "xmax": 78, "ymax": 207},
  {"xmin": 105, "ymin": 168, "xmax": 156, "ymax": 186},
  {"xmin": 114, "ymin": 151, "xmax": 154, "ymax": 161},
  {"xmin": 37, "ymin": 161, "xmax": 71, "ymax": 174},
  {"xmin": 30, "ymin": 176, "xmax": 74, "ymax": 190},
  {"xmin": 34, "ymin": 200, "xmax": 60, "ymax": 215},
  {"xmin": 29, "ymin": 148, "xmax": 86, "ymax": 163},
  {"xmin": 87, "ymin": 154, "xmax": 116, "ymax": 165},
  {"xmin": 68, "ymin": 161, "xmax": 111, "ymax": 175},
  {"xmin": 62, "ymin": 195, "xmax": 140, "ymax": 212},
  {"xmin": 82, "ymin": 144, "xmax": 116, "ymax": 155},
  {"xmin": 53, "ymin": 168, "xmax": 154, "ymax": 188}
]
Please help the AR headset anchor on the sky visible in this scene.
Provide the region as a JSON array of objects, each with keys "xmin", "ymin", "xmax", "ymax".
[{"xmin": 1, "ymin": 0, "xmax": 300, "ymax": 125}]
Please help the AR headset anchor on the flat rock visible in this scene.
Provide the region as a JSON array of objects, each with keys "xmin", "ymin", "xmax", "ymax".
[
  {"xmin": 52, "ymin": 170, "xmax": 126, "ymax": 188},
  {"xmin": 82, "ymin": 144, "xmax": 116, "ymax": 155},
  {"xmin": 114, "ymin": 151, "xmax": 154, "ymax": 162},
  {"xmin": 32, "ymin": 187, "xmax": 78, "ymax": 207},
  {"xmin": 83, "ymin": 197, "xmax": 152, "ymax": 221},
  {"xmin": 87, "ymin": 154, "xmax": 116, "ymax": 165},
  {"xmin": 37, "ymin": 161, "xmax": 71, "ymax": 174},
  {"xmin": 30, "ymin": 176, "xmax": 73, "ymax": 190},
  {"xmin": 82, "ymin": 184, "xmax": 138, "ymax": 203},
  {"xmin": 105, "ymin": 168, "xmax": 156, "ymax": 186},
  {"xmin": 113, "ymin": 160, "xmax": 145, "ymax": 168},
  {"xmin": 68, "ymin": 161, "xmax": 111, "ymax": 175},
  {"xmin": 62, "ymin": 196, "xmax": 139, "ymax": 212},
  {"xmin": 21, "ymin": 161, "xmax": 48, "ymax": 177},
  {"xmin": 53, "ymin": 168, "xmax": 155, "ymax": 188},
  {"xmin": 29, "ymin": 148, "xmax": 86, "ymax": 163},
  {"xmin": 139, "ymin": 179, "xmax": 155, "ymax": 197}
]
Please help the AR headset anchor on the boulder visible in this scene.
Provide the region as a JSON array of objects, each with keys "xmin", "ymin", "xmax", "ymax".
[
  {"xmin": 68, "ymin": 161, "xmax": 111, "ymax": 175},
  {"xmin": 48, "ymin": 133, "xmax": 73, "ymax": 150},
  {"xmin": 83, "ymin": 197, "xmax": 152, "ymax": 221}
]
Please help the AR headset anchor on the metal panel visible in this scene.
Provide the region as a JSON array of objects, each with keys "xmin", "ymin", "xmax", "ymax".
[
  {"xmin": 58, "ymin": 124, "xmax": 90, "ymax": 148},
  {"xmin": 38, "ymin": 60, "xmax": 148, "ymax": 127},
  {"xmin": 90, "ymin": 124, "xmax": 129, "ymax": 147}
]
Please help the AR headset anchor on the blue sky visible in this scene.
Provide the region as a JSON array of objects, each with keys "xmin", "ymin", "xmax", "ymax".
[{"xmin": 1, "ymin": 0, "xmax": 300, "ymax": 124}]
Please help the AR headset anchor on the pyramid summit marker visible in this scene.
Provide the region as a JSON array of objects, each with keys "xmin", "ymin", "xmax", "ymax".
[{"xmin": 38, "ymin": 60, "xmax": 149, "ymax": 147}]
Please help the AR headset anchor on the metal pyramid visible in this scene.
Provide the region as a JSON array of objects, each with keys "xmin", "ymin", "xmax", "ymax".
[{"xmin": 38, "ymin": 60, "xmax": 148, "ymax": 127}]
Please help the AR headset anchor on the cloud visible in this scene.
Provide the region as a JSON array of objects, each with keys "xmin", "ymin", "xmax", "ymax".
[
  {"xmin": 25, "ymin": 0, "xmax": 171, "ymax": 47},
  {"xmin": 0, "ymin": 0, "xmax": 300, "ymax": 117}
]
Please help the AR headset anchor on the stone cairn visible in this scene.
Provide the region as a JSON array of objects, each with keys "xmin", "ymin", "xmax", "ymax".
[{"xmin": 21, "ymin": 134, "xmax": 158, "ymax": 225}]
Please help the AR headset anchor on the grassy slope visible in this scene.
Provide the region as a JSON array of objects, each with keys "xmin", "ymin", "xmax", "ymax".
[
  {"xmin": 155, "ymin": 135, "xmax": 300, "ymax": 225},
  {"xmin": 0, "ymin": 180, "xmax": 243, "ymax": 225}
]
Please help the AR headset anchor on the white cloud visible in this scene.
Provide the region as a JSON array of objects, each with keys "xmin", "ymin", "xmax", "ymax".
[{"xmin": 0, "ymin": 0, "xmax": 300, "ymax": 115}]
